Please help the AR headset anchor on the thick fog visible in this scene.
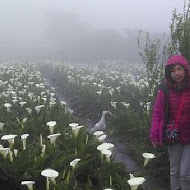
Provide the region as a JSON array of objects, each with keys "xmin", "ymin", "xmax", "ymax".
[{"xmin": 0, "ymin": 0, "xmax": 184, "ymax": 61}]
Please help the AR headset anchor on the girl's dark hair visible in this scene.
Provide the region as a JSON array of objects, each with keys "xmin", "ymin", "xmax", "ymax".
[{"xmin": 165, "ymin": 64, "xmax": 188, "ymax": 85}]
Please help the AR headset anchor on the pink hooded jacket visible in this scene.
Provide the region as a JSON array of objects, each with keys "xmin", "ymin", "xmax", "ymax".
[{"xmin": 150, "ymin": 55, "xmax": 190, "ymax": 146}]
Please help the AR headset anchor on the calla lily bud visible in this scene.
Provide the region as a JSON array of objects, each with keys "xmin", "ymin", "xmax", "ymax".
[
  {"xmin": 41, "ymin": 144, "xmax": 46, "ymax": 157},
  {"xmin": 0, "ymin": 122, "xmax": 5, "ymax": 131},
  {"xmin": 142, "ymin": 153, "xmax": 155, "ymax": 166},
  {"xmin": 21, "ymin": 134, "xmax": 29, "ymax": 150},
  {"xmin": 40, "ymin": 134, "xmax": 43, "ymax": 147},
  {"xmin": 70, "ymin": 158, "xmax": 81, "ymax": 169},
  {"xmin": 14, "ymin": 149, "xmax": 18, "ymax": 157}
]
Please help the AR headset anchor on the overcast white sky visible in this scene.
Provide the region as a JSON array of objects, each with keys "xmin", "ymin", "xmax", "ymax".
[
  {"xmin": 0, "ymin": 0, "xmax": 185, "ymax": 59},
  {"xmin": 0, "ymin": 0, "xmax": 184, "ymax": 32}
]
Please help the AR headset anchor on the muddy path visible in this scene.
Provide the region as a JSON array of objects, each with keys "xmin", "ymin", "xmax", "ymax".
[{"xmin": 45, "ymin": 77, "xmax": 170, "ymax": 190}]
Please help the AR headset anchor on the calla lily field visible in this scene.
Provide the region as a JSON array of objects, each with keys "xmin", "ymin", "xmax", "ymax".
[
  {"xmin": 0, "ymin": 2, "xmax": 189, "ymax": 189},
  {"xmin": 0, "ymin": 60, "xmax": 167, "ymax": 190}
]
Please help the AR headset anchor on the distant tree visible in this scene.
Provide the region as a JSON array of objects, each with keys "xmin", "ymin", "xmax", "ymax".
[
  {"xmin": 137, "ymin": 0, "xmax": 190, "ymax": 102},
  {"xmin": 137, "ymin": 31, "xmax": 166, "ymax": 102},
  {"xmin": 170, "ymin": 0, "xmax": 190, "ymax": 62}
]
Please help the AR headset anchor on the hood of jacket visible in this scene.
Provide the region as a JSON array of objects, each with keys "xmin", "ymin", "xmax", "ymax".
[{"xmin": 165, "ymin": 55, "xmax": 190, "ymax": 89}]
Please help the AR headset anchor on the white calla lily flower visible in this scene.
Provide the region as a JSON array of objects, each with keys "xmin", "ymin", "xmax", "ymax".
[
  {"xmin": 50, "ymin": 92, "xmax": 55, "ymax": 97},
  {"xmin": 101, "ymin": 149, "xmax": 112, "ymax": 162},
  {"xmin": 46, "ymin": 121, "xmax": 56, "ymax": 134},
  {"xmin": 4, "ymin": 103, "xmax": 12, "ymax": 108},
  {"xmin": 41, "ymin": 97, "xmax": 47, "ymax": 103},
  {"xmin": 19, "ymin": 101, "xmax": 27, "ymax": 108},
  {"xmin": 28, "ymin": 92, "xmax": 34, "ymax": 100},
  {"xmin": 98, "ymin": 134, "xmax": 107, "ymax": 143},
  {"xmin": 1, "ymin": 134, "xmax": 17, "ymax": 147},
  {"xmin": 49, "ymin": 101, "xmax": 56, "ymax": 107},
  {"xmin": 97, "ymin": 91, "xmax": 102, "ymax": 96},
  {"xmin": 127, "ymin": 177, "xmax": 146, "ymax": 190},
  {"xmin": 60, "ymin": 101, "xmax": 66, "ymax": 106},
  {"xmin": 35, "ymin": 105, "xmax": 45, "ymax": 114},
  {"xmin": 93, "ymin": 131, "xmax": 104, "ymax": 139},
  {"xmin": 72, "ymin": 125, "xmax": 84, "ymax": 137},
  {"xmin": 12, "ymin": 99, "xmax": 17, "ymax": 104},
  {"xmin": 69, "ymin": 123, "xmax": 78, "ymax": 129},
  {"xmin": 21, "ymin": 181, "xmax": 35, "ymax": 190},
  {"xmin": 47, "ymin": 133, "xmax": 61, "ymax": 147},
  {"xmin": 129, "ymin": 173, "xmax": 135, "ymax": 179},
  {"xmin": 142, "ymin": 153, "xmax": 155, "ymax": 166},
  {"xmin": 97, "ymin": 143, "xmax": 114, "ymax": 160},
  {"xmin": 60, "ymin": 101, "xmax": 67, "ymax": 113},
  {"xmin": 4, "ymin": 103, "xmax": 12, "ymax": 112},
  {"xmin": 0, "ymin": 147, "xmax": 9, "ymax": 158},
  {"xmin": 97, "ymin": 143, "xmax": 114, "ymax": 152},
  {"xmin": 41, "ymin": 169, "xmax": 59, "ymax": 190},
  {"xmin": 26, "ymin": 108, "xmax": 32, "ymax": 115},
  {"xmin": 22, "ymin": 118, "xmax": 28, "ymax": 123}
]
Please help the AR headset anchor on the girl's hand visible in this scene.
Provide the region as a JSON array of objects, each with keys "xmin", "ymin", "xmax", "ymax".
[{"xmin": 152, "ymin": 141, "xmax": 157, "ymax": 148}]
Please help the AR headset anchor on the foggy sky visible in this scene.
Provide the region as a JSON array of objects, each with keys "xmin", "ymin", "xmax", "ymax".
[{"xmin": 0, "ymin": 0, "xmax": 184, "ymax": 61}]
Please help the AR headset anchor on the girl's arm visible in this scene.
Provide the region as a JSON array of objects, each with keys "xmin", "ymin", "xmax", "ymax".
[{"xmin": 150, "ymin": 90, "xmax": 166, "ymax": 146}]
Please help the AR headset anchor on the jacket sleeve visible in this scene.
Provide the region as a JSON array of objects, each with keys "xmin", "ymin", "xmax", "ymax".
[{"xmin": 150, "ymin": 90, "xmax": 166, "ymax": 145}]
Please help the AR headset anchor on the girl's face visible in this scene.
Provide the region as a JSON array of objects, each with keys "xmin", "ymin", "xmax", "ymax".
[{"xmin": 170, "ymin": 64, "xmax": 186, "ymax": 83}]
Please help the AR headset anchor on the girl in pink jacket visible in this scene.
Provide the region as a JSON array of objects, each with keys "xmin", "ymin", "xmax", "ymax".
[{"xmin": 150, "ymin": 55, "xmax": 190, "ymax": 190}]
